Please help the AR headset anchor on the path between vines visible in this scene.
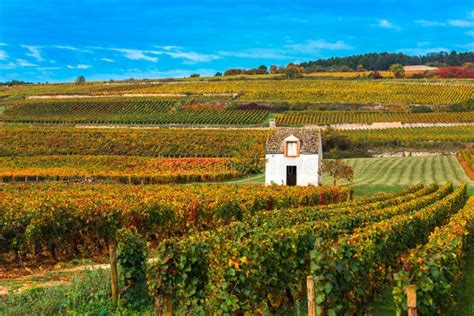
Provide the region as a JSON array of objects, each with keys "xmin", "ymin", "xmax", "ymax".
[{"xmin": 0, "ymin": 258, "xmax": 158, "ymax": 296}]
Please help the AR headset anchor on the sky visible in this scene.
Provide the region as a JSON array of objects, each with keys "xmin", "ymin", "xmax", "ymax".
[{"xmin": 0, "ymin": 0, "xmax": 473, "ymax": 82}]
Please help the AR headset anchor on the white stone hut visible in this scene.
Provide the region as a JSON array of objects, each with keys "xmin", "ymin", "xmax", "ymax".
[{"xmin": 265, "ymin": 128, "xmax": 322, "ymax": 186}]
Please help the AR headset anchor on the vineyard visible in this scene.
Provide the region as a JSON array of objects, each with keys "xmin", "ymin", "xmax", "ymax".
[
  {"xmin": 0, "ymin": 127, "xmax": 268, "ymax": 157},
  {"xmin": 0, "ymin": 183, "xmax": 351, "ymax": 262},
  {"xmin": 0, "ymin": 98, "xmax": 268, "ymax": 125},
  {"xmin": 0, "ymin": 156, "xmax": 242, "ymax": 184},
  {"xmin": 276, "ymin": 110, "xmax": 474, "ymax": 126},
  {"xmin": 339, "ymin": 125, "xmax": 474, "ymax": 146},
  {"xmin": 2, "ymin": 126, "xmax": 473, "ymax": 159},
  {"xmin": 143, "ymin": 183, "xmax": 468, "ymax": 314},
  {"xmin": 459, "ymin": 149, "xmax": 474, "ymax": 180},
  {"xmin": 2, "ymin": 78, "xmax": 473, "ymax": 105}
]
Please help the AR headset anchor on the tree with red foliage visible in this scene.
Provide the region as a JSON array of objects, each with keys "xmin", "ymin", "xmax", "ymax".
[{"xmin": 436, "ymin": 67, "xmax": 474, "ymax": 78}]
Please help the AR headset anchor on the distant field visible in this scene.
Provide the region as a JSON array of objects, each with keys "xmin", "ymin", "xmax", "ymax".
[
  {"xmin": 0, "ymin": 98, "xmax": 268, "ymax": 125},
  {"xmin": 1, "ymin": 78, "xmax": 473, "ymax": 105},
  {"xmin": 276, "ymin": 111, "xmax": 474, "ymax": 125}
]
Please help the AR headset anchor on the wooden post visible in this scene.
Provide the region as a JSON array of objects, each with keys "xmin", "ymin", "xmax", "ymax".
[
  {"xmin": 109, "ymin": 240, "xmax": 119, "ymax": 305},
  {"xmin": 165, "ymin": 294, "xmax": 173, "ymax": 316},
  {"xmin": 307, "ymin": 275, "xmax": 315, "ymax": 316},
  {"xmin": 153, "ymin": 294, "xmax": 172, "ymax": 316},
  {"xmin": 407, "ymin": 284, "xmax": 417, "ymax": 316}
]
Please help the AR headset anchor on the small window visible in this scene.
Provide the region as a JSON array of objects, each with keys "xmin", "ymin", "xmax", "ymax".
[{"xmin": 287, "ymin": 141, "xmax": 298, "ymax": 157}]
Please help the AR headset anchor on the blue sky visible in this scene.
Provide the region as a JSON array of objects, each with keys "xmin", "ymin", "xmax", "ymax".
[{"xmin": 0, "ymin": 0, "xmax": 473, "ymax": 82}]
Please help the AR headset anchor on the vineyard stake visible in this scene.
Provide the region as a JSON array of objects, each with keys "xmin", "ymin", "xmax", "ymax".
[
  {"xmin": 165, "ymin": 294, "xmax": 173, "ymax": 316},
  {"xmin": 109, "ymin": 240, "xmax": 119, "ymax": 305},
  {"xmin": 306, "ymin": 275, "xmax": 315, "ymax": 316},
  {"xmin": 406, "ymin": 284, "xmax": 417, "ymax": 316}
]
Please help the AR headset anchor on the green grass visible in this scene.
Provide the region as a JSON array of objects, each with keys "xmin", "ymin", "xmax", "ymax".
[
  {"xmin": 454, "ymin": 244, "xmax": 474, "ymax": 315},
  {"xmin": 322, "ymin": 156, "xmax": 474, "ymax": 197}
]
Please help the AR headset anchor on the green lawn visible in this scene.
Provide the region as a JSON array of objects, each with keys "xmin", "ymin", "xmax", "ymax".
[{"xmin": 322, "ymin": 156, "xmax": 474, "ymax": 197}]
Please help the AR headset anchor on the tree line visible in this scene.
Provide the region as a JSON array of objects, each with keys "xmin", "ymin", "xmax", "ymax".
[{"xmin": 299, "ymin": 51, "xmax": 474, "ymax": 71}]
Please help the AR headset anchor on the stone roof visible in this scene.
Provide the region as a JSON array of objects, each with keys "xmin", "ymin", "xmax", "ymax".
[{"xmin": 265, "ymin": 128, "xmax": 321, "ymax": 154}]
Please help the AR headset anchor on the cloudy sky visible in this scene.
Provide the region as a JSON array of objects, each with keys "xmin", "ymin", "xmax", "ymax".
[{"xmin": 0, "ymin": 0, "xmax": 473, "ymax": 82}]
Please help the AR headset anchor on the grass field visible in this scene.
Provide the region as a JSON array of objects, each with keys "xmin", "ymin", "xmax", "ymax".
[{"xmin": 323, "ymin": 156, "xmax": 474, "ymax": 196}]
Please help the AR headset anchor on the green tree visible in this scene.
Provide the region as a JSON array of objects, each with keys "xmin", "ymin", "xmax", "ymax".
[
  {"xmin": 75, "ymin": 75, "xmax": 85, "ymax": 85},
  {"xmin": 190, "ymin": 73, "xmax": 200, "ymax": 78},
  {"xmin": 389, "ymin": 63, "xmax": 405, "ymax": 78},
  {"xmin": 356, "ymin": 64, "xmax": 366, "ymax": 72},
  {"xmin": 320, "ymin": 159, "xmax": 354, "ymax": 186},
  {"xmin": 214, "ymin": 72, "xmax": 223, "ymax": 76},
  {"xmin": 285, "ymin": 68, "xmax": 303, "ymax": 79}
]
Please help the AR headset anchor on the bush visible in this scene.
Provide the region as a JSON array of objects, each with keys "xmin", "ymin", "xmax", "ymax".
[{"xmin": 367, "ymin": 71, "xmax": 383, "ymax": 79}]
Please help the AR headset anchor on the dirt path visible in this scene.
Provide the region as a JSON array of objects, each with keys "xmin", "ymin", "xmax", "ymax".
[
  {"xmin": 0, "ymin": 262, "xmax": 109, "ymax": 295},
  {"xmin": 27, "ymin": 93, "xmax": 239, "ymax": 99},
  {"xmin": 0, "ymin": 258, "xmax": 159, "ymax": 296}
]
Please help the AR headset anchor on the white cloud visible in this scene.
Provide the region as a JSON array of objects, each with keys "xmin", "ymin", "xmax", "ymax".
[
  {"xmin": 100, "ymin": 58, "xmax": 114, "ymax": 62},
  {"xmin": 150, "ymin": 46, "xmax": 220, "ymax": 63},
  {"xmin": 0, "ymin": 50, "xmax": 7, "ymax": 60},
  {"xmin": 37, "ymin": 66, "xmax": 61, "ymax": 71},
  {"xmin": 415, "ymin": 19, "xmax": 446, "ymax": 27},
  {"xmin": 0, "ymin": 43, "xmax": 7, "ymax": 46},
  {"xmin": 21, "ymin": 45, "xmax": 43, "ymax": 61},
  {"xmin": 398, "ymin": 47, "xmax": 449, "ymax": 55},
  {"xmin": 163, "ymin": 51, "xmax": 219, "ymax": 63},
  {"xmin": 0, "ymin": 62, "xmax": 16, "ymax": 70},
  {"xmin": 286, "ymin": 39, "xmax": 352, "ymax": 52},
  {"xmin": 448, "ymin": 19, "xmax": 474, "ymax": 27},
  {"xmin": 53, "ymin": 45, "xmax": 93, "ymax": 53},
  {"xmin": 466, "ymin": 31, "xmax": 474, "ymax": 36},
  {"xmin": 218, "ymin": 48, "xmax": 293, "ymax": 60},
  {"xmin": 156, "ymin": 45, "xmax": 182, "ymax": 51},
  {"xmin": 376, "ymin": 19, "xmax": 401, "ymax": 30},
  {"xmin": 17, "ymin": 59, "xmax": 37, "ymax": 67},
  {"xmin": 111, "ymin": 48, "xmax": 158, "ymax": 62},
  {"xmin": 67, "ymin": 64, "xmax": 91, "ymax": 69}
]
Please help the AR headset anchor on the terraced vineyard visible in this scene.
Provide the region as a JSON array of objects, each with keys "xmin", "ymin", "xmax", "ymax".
[
  {"xmin": 0, "ymin": 155, "xmax": 242, "ymax": 183},
  {"xmin": 0, "ymin": 98, "xmax": 268, "ymax": 125},
  {"xmin": 276, "ymin": 110, "xmax": 474, "ymax": 125},
  {"xmin": 2, "ymin": 79, "xmax": 473, "ymax": 105}
]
